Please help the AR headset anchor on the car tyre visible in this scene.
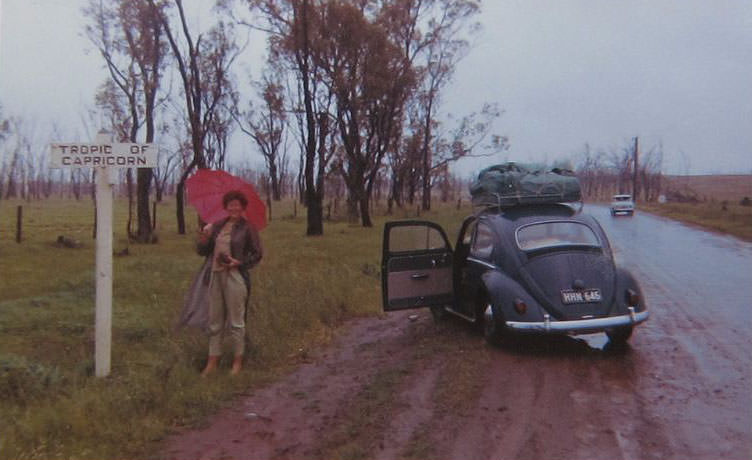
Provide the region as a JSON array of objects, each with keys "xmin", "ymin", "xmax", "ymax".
[{"xmin": 606, "ymin": 326, "xmax": 633, "ymax": 345}]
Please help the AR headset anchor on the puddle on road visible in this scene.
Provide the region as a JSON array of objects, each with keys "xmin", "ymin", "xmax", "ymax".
[{"xmin": 580, "ymin": 333, "xmax": 610, "ymax": 350}]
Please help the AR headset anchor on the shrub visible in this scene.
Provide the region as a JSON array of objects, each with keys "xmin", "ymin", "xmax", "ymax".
[{"xmin": 0, "ymin": 354, "xmax": 64, "ymax": 405}]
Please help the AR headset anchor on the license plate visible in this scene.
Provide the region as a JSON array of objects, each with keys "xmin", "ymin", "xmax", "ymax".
[{"xmin": 561, "ymin": 289, "xmax": 602, "ymax": 304}]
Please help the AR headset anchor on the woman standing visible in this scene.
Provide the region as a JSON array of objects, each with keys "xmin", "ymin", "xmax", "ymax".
[{"xmin": 196, "ymin": 190, "xmax": 263, "ymax": 376}]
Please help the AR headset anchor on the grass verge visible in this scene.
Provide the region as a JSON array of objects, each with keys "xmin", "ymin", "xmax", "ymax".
[
  {"xmin": 639, "ymin": 202, "xmax": 752, "ymax": 242},
  {"xmin": 0, "ymin": 197, "xmax": 469, "ymax": 459}
]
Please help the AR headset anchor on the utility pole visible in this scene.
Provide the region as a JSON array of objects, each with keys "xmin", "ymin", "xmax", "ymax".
[{"xmin": 633, "ymin": 136, "xmax": 639, "ymax": 203}]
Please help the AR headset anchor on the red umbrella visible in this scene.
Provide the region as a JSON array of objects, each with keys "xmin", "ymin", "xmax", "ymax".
[{"xmin": 186, "ymin": 169, "xmax": 267, "ymax": 230}]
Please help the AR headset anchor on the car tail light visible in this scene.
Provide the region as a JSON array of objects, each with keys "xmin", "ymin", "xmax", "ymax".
[
  {"xmin": 625, "ymin": 289, "xmax": 639, "ymax": 306},
  {"xmin": 513, "ymin": 298, "xmax": 527, "ymax": 315}
]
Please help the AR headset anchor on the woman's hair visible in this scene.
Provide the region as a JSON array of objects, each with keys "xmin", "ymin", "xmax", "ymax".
[{"xmin": 222, "ymin": 190, "xmax": 248, "ymax": 209}]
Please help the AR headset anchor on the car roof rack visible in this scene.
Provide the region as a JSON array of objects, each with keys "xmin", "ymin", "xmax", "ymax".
[{"xmin": 471, "ymin": 192, "xmax": 584, "ymax": 216}]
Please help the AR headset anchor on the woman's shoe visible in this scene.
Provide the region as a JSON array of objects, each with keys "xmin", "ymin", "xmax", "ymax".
[
  {"xmin": 201, "ymin": 355, "xmax": 219, "ymax": 377},
  {"xmin": 230, "ymin": 355, "xmax": 243, "ymax": 375}
]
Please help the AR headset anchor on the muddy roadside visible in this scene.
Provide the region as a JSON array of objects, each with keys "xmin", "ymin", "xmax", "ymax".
[{"xmin": 158, "ymin": 303, "xmax": 750, "ymax": 460}]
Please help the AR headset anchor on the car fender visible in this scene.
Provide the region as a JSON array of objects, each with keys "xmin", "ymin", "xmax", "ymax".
[
  {"xmin": 613, "ymin": 267, "xmax": 647, "ymax": 315},
  {"xmin": 481, "ymin": 270, "xmax": 547, "ymax": 323}
]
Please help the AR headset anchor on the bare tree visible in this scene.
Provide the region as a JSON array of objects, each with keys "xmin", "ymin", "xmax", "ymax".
[
  {"xmin": 3, "ymin": 118, "xmax": 23, "ymax": 200},
  {"xmin": 84, "ymin": 0, "xmax": 167, "ymax": 243},
  {"xmin": 150, "ymin": 0, "xmax": 241, "ymax": 233},
  {"xmin": 391, "ymin": 0, "xmax": 481, "ymax": 211},
  {"xmin": 0, "ymin": 106, "xmax": 9, "ymax": 200},
  {"xmin": 576, "ymin": 139, "xmax": 663, "ymax": 202},
  {"xmin": 235, "ymin": 71, "xmax": 287, "ymax": 201},
  {"xmin": 243, "ymin": 0, "xmax": 336, "ymax": 235},
  {"xmin": 312, "ymin": 1, "xmax": 416, "ymax": 227},
  {"xmin": 435, "ymin": 104, "xmax": 507, "ymax": 168}
]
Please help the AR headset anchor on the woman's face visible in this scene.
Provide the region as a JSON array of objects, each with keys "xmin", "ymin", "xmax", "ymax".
[{"xmin": 225, "ymin": 199, "xmax": 245, "ymax": 219}]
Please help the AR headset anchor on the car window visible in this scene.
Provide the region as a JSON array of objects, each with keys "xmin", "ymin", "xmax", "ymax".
[
  {"xmin": 470, "ymin": 223, "xmax": 494, "ymax": 259},
  {"xmin": 461, "ymin": 221, "xmax": 476, "ymax": 246},
  {"xmin": 389, "ymin": 225, "xmax": 448, "ymax": 253},
  {"xmin": 516, "ymin": 221, "xmax": 600, "ymax": 251}
]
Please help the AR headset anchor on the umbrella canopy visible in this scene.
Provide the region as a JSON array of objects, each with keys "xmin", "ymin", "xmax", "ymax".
[{"xmin": 186, "ymin": 169, "xmax": 267, "ymax": 230}]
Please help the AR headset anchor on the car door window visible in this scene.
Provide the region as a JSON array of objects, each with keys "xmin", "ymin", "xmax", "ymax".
[
  {"xmin": 470, "ymin": 223, "xmax": 494, "ymax": 259},
  {"xmin": 461, "ymin": 221, "xmax": 476, "ymax": 247},
  {"xmin": 389, "ymin": 225, "xmax": 449, "ymax": 253}
]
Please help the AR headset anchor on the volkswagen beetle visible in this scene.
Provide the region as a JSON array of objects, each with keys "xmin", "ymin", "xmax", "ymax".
[{"xmin": 381, "ymin": 204, "xmax": 649, "ymax": 345}]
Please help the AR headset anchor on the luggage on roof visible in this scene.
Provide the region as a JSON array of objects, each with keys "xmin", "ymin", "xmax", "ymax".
[{"xmin": 469, "ymin": 162, "xmax": 582, "ymax": 208}]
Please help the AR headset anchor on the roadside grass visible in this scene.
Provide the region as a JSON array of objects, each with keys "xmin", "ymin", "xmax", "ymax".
[
  {"xmin": 0, "ymin": 197, "xmax": 470, "ymax": 459},
  {"xmin": 639, "ymin": 202, "xmax": 752, "ymax": 242}
]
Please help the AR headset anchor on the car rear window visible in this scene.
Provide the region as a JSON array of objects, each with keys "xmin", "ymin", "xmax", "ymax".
[{"xmin": 516, "ymin": 221, "xmax": 600, "ymax": 251}]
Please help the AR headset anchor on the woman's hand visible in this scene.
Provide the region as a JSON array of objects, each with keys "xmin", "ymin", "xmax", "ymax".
[
  {"xmin": 198, "ymin": 223, "xmax": 213, "ymax": 241},
  {"xmin": 225, "ymin": 256, "xmax": 242, "ymax": 268}
]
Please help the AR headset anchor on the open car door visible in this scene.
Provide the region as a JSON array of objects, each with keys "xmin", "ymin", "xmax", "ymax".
[{"xmin": 382, "ymin": 220, "xmax": 454, "ymax": 312}]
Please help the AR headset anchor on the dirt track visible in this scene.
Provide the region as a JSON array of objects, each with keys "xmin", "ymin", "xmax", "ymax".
[{"xmin": 160, "ymin": 208, "xmax": 752, "ymax": 460}]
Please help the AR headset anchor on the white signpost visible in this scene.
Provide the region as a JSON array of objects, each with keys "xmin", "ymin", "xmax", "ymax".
[{"xmin": 51, "ymin": 131, "xmax": 156, "ymax": 377}]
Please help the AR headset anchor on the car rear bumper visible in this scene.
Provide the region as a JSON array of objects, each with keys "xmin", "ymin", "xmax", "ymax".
[{"xmin": 506, "ymin": 307, "xmax": 649, "ymax": 334}]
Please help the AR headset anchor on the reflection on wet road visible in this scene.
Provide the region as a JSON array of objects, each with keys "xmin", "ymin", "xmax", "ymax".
[{"xmin": 583, "ymin": 205, "xmax": 752, "ymax": 459}]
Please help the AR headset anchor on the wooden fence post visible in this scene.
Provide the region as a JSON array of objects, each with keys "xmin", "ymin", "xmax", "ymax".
[
  {"xmin": 152, "ymin": 201, "xmax": 157, "ymax": 230},
  {"xmin": 16, "ymin": 206, "xmax": 22, "ymax": 243}
]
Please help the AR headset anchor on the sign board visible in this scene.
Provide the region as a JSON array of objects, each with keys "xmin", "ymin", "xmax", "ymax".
[
  {"xmin": 50, "ymin": 134, "xmax": 156, "ymax": 378},
  {"xmin": 50, "ymin": 143, "xmax": 157, "ymax": 168}
]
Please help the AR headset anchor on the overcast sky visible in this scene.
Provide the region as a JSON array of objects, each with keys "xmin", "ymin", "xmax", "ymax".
[{"xmin": 1, "ymin": 0, "xmax": 751, "ymax": 176}]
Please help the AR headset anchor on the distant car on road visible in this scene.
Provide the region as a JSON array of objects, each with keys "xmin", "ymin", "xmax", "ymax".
[
  {"xmin": 381, "ymin": 204, "xmax": 649, "ymax": 346},
  {"xmin": 610, "ymin": 194, "xmax": 635, "ymax": 216}
]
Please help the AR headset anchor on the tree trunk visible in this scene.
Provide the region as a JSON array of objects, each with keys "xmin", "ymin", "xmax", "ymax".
[
  {"xmin": 136, "ymin": 168, "xmax": 153, "ymax": 243},
  {"xmin": 155, "ymin": 179, "xmax": 164, "ymax": 202},
  {"xmin": 126, "ymin": 169, "xmax": 135, "ymax": 238},
  {"xmin": 306, "ymin": 191, "xmax": 323, "ymax": 235},
  {"xmin": 270, "ymin": 162, "xmax": 281, "ymax": 201},
  {"xmin": 346, "ymin": 194, "xmax": 359, "ymax": 223},
  {"xmin": 420, "ymin": 98, "xmax": 434, "ymax": 211},
  {"xmin": 359, "ymin": 194, "xmax": 372, "ymax": 227},
  {"xmin": 176, "ymin": 178, "xmax": 187, "ymax": 235},
  {"xmin": 300, "ymin": 0, "xmax": 324, "ymax": 236}
]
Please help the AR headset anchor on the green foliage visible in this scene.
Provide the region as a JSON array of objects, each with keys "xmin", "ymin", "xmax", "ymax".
[
  {"xmin": 0, "ymin": 197, "xmax": 471, "ymax": 459},
  {"xmin": 0, "ymin": 354, "xmax": 64, "ymax": 404}
]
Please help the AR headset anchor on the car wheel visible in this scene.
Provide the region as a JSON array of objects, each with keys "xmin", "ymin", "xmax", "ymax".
[
  {"xmin": 483, "ymin": 303, "xmax": 509, "ymax": 346},
  {"xmin": 430, "ymin": 305, "xmax": 447, "ymax": 322},
  {"xmin": 606, "ymin": 326, "xmax": 633, "ymax": 344}
]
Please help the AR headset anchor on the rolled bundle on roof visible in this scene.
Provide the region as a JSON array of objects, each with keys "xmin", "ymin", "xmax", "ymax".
[{"xmin": 469, "ymin": 162, "xmax": 582, "ymax": 208}]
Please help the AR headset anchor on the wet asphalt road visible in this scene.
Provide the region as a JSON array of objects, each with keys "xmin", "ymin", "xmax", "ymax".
[{"xmin": 574, "ymin": 205, "xmax": 752, "ymax": 459}]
